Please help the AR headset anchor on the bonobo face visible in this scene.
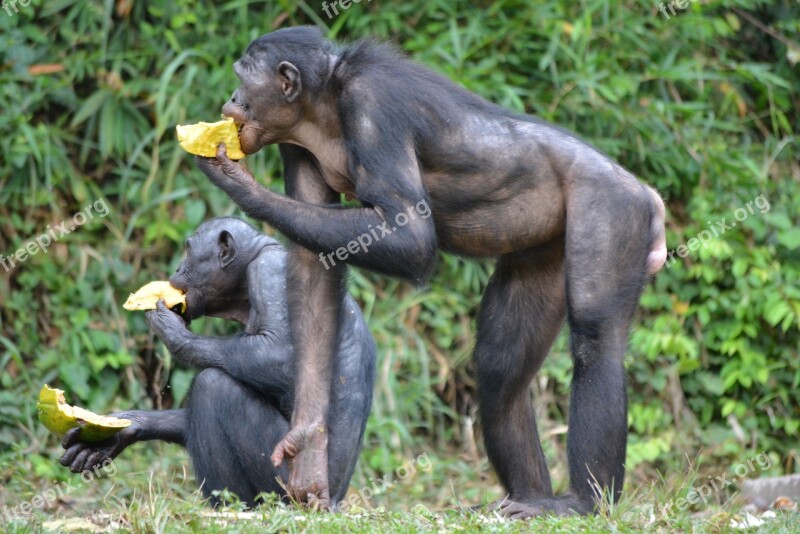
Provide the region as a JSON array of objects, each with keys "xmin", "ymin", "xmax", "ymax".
[
  {"xmin": 169, "ymin": 229, "xmax": 240, "ymax": 320},
  {"xmin": 221, "ymin": 54, "xmax": 304, "ymax": 154}
]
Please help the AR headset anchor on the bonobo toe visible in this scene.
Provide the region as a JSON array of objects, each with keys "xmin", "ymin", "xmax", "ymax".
[{"xmin": 477, "ymin": 494, "xmax": 594, "ymax": 520}]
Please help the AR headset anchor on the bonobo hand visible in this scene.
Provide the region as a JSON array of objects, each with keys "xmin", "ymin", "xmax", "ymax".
[
  {"xmin": 145, "ymin": 300, "xmax": 191, "ymax": 355},
  {"xmin": 271, "ymin": 421, "xmax": 331, "ymax": 510},
  {"xmin": 59, "ymin": 413, "xmax": 140, "ymax": 473},
  {"xmin": 195, "ymin": 144, "xmax": 258, "ymax": 197}
]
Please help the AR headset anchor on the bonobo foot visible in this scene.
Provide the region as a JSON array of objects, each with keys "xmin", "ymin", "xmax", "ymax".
[
  {"xmin": 271, "ymin": 420, "xmax": 330, "ymax": 510},
  {"xmin": 477, "ymin": 493, "xmax": 595, "ymax": 519}
]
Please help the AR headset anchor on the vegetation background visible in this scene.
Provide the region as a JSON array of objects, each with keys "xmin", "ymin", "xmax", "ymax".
[{"xmin": 0, "ymin": 0, "xmax": 798, "ymax": 531}]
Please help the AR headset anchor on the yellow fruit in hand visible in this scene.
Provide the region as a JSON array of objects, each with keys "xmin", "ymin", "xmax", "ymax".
[
  {"xmin": 38, "ymin": 385, "xmax": 131, "ymax": 441},
  {"xmin": 176, "ymin": 117, "xmax": 245, "ymax": 159},
  {"xmin": 123, "ymin": 281, "xmax": 186, "ymax": 313}
]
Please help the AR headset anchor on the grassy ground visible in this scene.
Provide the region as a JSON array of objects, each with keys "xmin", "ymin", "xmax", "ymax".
[{"xmin": 2, "ymin": 443, "xmax": 798, "ymax": 533}]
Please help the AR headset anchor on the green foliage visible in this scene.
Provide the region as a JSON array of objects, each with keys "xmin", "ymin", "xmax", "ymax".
[{"xmin": 1, "ymin": 0, "xmax": 798, "ymax": 515}]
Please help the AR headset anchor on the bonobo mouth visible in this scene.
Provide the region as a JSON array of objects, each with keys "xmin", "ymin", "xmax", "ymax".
[
  {"xmin": 175, "ymin": 292, "xmax": 193, "ymax": 325},
  {"xmin": 167, "ymin": 279, "xmax": 193, "ymax": 321},
  {"xmin": 223, "ymin": 115, "xmax": 259, "ymax": 155},
  {"xmin": 222, "ymin": 115, "xmax": 244, "ymax": 134}
]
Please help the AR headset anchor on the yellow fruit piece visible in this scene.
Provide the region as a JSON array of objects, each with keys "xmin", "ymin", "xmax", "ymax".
[
  {"xmin": 38, "ymin": 385, "xmax": 131, "ymax": 441},
  {"xmin": 123, "ymin": 281, "xmax": 186, "ymax": 313},
  {"xmin": 176, "ymin": 117, "xmax": 245, "ymax": 159}
]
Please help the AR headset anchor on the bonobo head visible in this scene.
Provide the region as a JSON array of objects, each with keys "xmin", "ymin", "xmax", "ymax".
[
  {"xmin": 221, "ymin": 26, "xmax": 336, "ymax": 154},
  {"xmin": 170, "ymin": 217, "xmax": 279, "ymax": 321}
]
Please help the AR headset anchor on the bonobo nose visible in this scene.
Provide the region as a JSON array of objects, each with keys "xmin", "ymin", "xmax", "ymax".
[
  {"xmin": 169, "ymin": 267, "xmax": 189, "ymax": 292},
  {"xmin": 221, "ymin": 100, "xmax": 241, "ymax": 123},
  {"xmin": 222, "ymin": 90, "xmax": 242, "ymax": 116}
]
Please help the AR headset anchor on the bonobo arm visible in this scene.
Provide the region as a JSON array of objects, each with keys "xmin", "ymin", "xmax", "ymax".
[
  {"xmin": 59, "ymin": 410, "xmax": 186, "ymax": 473},
  {"xmin": 147, "ymin": 298, "xmax": 293, "ymax": 401},
  {"xmin": 195, "ymin": 138, "xmax": 437, "ymax": 284}
]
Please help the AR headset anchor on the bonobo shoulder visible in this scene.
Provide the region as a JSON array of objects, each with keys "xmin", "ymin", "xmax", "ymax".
[
  {"xmin": 333, "ymin": 39, "xmax": 406, "ymax": 83},
  {"xmin": 334, "ymin": 75, "xmax": 385, "ymax": 127},
  {"xmin": 249, "ymin": 242, "xmax": 286, "ymax": 275}
]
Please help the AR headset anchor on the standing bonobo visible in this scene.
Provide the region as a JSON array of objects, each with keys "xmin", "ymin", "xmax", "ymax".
[
  {"xmin": 59, "ymin": 217, "xmax": 376, "ymax": 508},
  {"xmin": 197, "ymin": 27, "xmax": 667, "ymax": 517}
]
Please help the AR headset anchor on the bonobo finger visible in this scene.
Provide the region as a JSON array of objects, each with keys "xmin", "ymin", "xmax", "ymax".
[
  {"xmin": 85, "ymin": 451, "xmax": 105, "ymax": 471},
  {"xmin": 148, "ymin": 300, "xmax": 179, "ymax": 332},
  {"xmin": 194, "ymin": 154, "xmax": 218, "ymax": 172},
  {"xmin": 60, "ymin": 444, "xmax": 82, "ymax": 466},
  {"xmin": 62, "ymin": 427, "xmax": 83, "ymax": 448},
  {"xmin": 194, "ymin": 155, "xmax": 224, "ymax": 183},
  {"xmin": 216, "ymin": 143, "xmax": 229, "ymax": 161},
  {"xmin": 155, "ymin": 299, "xmax": 170, "ymax": 313},
  {"xmin": 216, "ymin": 144, "xmax": 238, "ymax": 175},
  {"xmin": 271, "ymin": 442, "xmax": 286, "ymax": 467},
  {"xmin": 271, "ymin": 432, "xmax": 300, "ymax": 467},
  {"xmin": 70, "ymin": 448, "xmax": 92, "ymax": 473},
  {"xmin": 215, "ymin": 143, "xmax": 255, "ymax": 183}
]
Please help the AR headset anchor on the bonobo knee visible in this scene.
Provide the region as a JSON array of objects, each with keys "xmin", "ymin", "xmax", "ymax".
[{"xmin": 189, "ymin": 368, "xmax": 234, "ymax": 403}]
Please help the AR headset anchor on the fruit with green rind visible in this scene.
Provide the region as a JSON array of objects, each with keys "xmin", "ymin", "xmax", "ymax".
[{"xmin": 37, "ymin": 385, "xmax": 131, "ymax": 442}]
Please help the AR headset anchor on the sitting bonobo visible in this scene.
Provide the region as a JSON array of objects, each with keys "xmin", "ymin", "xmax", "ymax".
[{"xmin": 59, "ymin": 217, "xmax": 376, "ymax": 508}]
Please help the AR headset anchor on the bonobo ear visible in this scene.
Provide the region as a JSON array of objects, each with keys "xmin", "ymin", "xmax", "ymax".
[
  {"xmin": 277, "ymin": 61, "xmax": 302, "ymax": 102},
  {"xmin": 218, "ymin": 230, "xmax": 238, "ymax": 269}
]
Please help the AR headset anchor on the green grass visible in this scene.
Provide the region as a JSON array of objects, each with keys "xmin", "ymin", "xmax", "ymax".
[{"xmin": 2, "ymin": 443, "xmax": 799, "ymax": 533}]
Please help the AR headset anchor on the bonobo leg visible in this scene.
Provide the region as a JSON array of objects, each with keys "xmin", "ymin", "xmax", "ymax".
[
  {"xmin": 474, "ymin": 240, "xmax": 566, "ymax": 518},
  {"xmin": 186, "ymin": 368, "xmax": 290, "ymax": 507},
  {"xmin": 326, "ymin": 300, "xmax": 377, "ymax": 506},
  {"xmin": 562, "ymin": 179, "xmax": 655, "ymax": 514}
]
